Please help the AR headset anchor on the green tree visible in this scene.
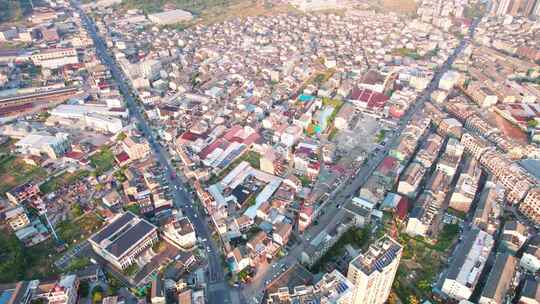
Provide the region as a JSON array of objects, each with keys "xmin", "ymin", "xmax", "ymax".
[
  {"xmin": 79, "ymin": 281, "xmax": 90, "ymax": 298},
  {"xmin": 0, "ymin": 234, "xmax": 28, "ymax": 283},
  {"xmin": 92, "ymin": 286, "xmax": 104, "ymax": 304},
  {"xmin": 527, "ymin": 119, "xmax": 539, "ymax": 129},
  {"xmin": 71, "ymin": 204, "xmax": 83, "ymax": 217}
]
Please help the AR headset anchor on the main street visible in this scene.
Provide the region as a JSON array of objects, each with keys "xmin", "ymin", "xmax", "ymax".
[
  {"xmin": 242, "ymin": 18, "xmax": 481, "ymax": 301},
  {"xmin": 74, "ymin": 3, "xmax": 234, "ymax": 304}
]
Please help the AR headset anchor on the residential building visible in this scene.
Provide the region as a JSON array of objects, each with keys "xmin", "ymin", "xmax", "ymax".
[
  {"xmin": 162, "ymin": 216, "xmax": 197, "ymax": 250},
  {"xmin": 122, "ymin": 136, "xmax": 151, "ymax": 160},
  {"xmin": 520, "ymin": 188, "xmax": 540, "ymax": 225},
  {"xmin": 521, "ymin": 236, "xmax": 540, "ymax": 273},
  {"xmin": 500, "ymin": 221, "xmax": 528, "ymax": 254},
  {"xmin": 472, "ymin": 183, "xmax": 502, "ymax": 235},
  {"xmin": 397, "ymin": 162, "xmax": 426, "ymax": 198},
  {"xmin": 519, "ymin": 278, "xmax": 540, "ymax": 304},
  {"xmin": 347, "ymin": 235, "xmax": 403, "ymax": 304},
  {"xmin": 6, "ymin": 182, "xmax": 40, "ymax": 205},
  {"xmin": 479, "ymin": 253, "xmax": 517, "ymax": 304},
  {"xmin": 441, "ymin": 228, "xmax": 494, "ymax": 301},
  {"xmin": 2, "ymin": 206, "xmax": 31, "ymax": 231},
  {"xmin": 39, "ymin": 275, "xmax": 79, "ymax": 304},
  {"xmin": 30, "ymin": 48, "xmax": 79, "ymax": 69},
  {"xmin": 267, "ymin": 270, "xmax": 353, "ymax": 304}
]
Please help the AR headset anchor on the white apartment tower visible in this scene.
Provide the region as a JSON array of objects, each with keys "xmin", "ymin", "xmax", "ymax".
[{"xmin": 347, "ymin": 235, "xmax": 403, "ymax": 304}]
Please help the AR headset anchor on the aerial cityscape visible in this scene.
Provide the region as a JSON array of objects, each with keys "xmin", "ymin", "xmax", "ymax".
[{"xmin": 0, "ymin": 0, "xmax": 539, "ymax": 303}]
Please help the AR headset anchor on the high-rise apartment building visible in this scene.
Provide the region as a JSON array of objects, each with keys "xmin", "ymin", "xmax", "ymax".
[{"xmin": 347, "ymin": 235, "xmax": 403, "ymax": 304}]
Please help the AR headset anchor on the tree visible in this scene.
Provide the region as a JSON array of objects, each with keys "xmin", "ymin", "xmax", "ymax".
[
  {"xmin": 116, "ymin": 131, "xmax": 127, "ymax": 141},
  {"xmin": 79, "ymin": 281, "xmax": 90, "ymax": 298},
  {"xmin": 67, "ymin": 257, "xmax": 91, "ymax": 272},
  {"xmin": 92, "ymin": 286, "xmax": 104, "ymax": 304},
  {"xmin": 527, "ymin": 119, "xmax": 539, "ymax": 129},
  {"xmin": 71, "ymin": 204, "xmax": 83, "ymax": 218},
  {"xmin": 408, "ymin": 295, "xmax": 419, "ymax": 304},
  {"xmin": 0, "ymin": 234, "xmax": 28, "ymax": 283}
]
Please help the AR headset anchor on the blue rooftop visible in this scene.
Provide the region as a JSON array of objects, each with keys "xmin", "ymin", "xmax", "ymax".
[{"xmin": 298, "ymin": 94, "xmax": 314, "ymax": 102}]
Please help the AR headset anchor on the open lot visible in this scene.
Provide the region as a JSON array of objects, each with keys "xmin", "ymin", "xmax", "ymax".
[
  {"xmin": 40, "ymin": 170, "xmax": 91, "ymax": 194},
  {"xmin": 0, "ymin": 154, "xmax": 47, "ymax": 195},
  {"xmin": 56, "ymin": 212, "xmax": 104, "ymax": 247},
  {"xmin": 392, "ymin": 224, "xmax": 460, "ymax": 303}
]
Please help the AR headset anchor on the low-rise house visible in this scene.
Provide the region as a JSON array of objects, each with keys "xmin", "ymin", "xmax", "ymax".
[
  {"xmin": 162, "ymin": 216, "xmax": 197, "ymax": 250},
  {"xmin": 397, "ymin": 162, "xmax": 426, "ymax": 198},
  {"xmin": 521, "ymin": 236, "xmax": 540, "ymax": 273},
  {"xmin": 499, "ymin": 221, "xmax": 528, "ymax": 254}
]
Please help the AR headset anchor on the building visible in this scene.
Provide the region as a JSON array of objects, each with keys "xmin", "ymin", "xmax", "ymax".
[
  {"xmin": 15, "ymin": 132, "xmax": 70, "ymax": 159},
  {"xmin": 89, "ymin": 212, "xmax": 158, "ymax": 270},
  {"xmin": 162, "ymin": 216, "xmax": 197, "ymax": 250},
  {"xmin": 289, "ymin": 0, "xmax": 346, "ymax": 12},
  {"xmin": 500, "ymin": 220, "xmax": 528, "ymax": 254},
  {"xmin": 397, "ymin": 162, "xmax": 426, "ymax": 198},
  {"xmin": 40, "ymin": 275, "xmax": 79, "ymax": 304},
  {"xmin": 122, "ymin": 136, "xmax": 151, "ymax": 160},
  {"xmin": 439, "ymin": 70, "xmax": 461, "ymax": 91},
  {"xmin": 148, "ymin": 9, "xmax": 193, "ymax": 25},
  {"xmin": 150, "ymin": 277, "xmax": 165, "ymax": 304},
  {"xmin": 272, "ymin": 222, "xmax": 292, "ymax": 246},
  {"xmin": 520, "ymin": 188, "xmax": 540, "ymax": 225},
  {"xmin": 347, "ymin": 235, "xmax": 403, "ymax": 304},
  {"xmin": 6, "ymin": 182, "xmax": 40, "ymax": 205},
  {"xmin": 441, "ymin": 228, "xmax": 494, "ymax": 301},
  {"xmin": 521, "ymin": 236, "xmax": 540, "ymax": 273},
  {"xmin": 0, "ymin": 280, "xmax": 37, "ymax": 304},
  {"xmin": 30, "ymin": 48, "xmax": 79, "ymax": 69},
  {"xmin": 405, "ymin": 193, "xmax": 440, "ymax": 238},
  {"xmin": 267, "ymin": 270, "xmax": 353, "ymax": 304},
  {"xmin": 334, "ymin": 103, "xmax": 355, "ymax": 130},
  {"xmin": 84, "ymin": 113, "xmax": 123, "ymax": 134},
  {"xmin": 519, "ymin": 278, "xmax": 540, "ymax": 304},
  {"xmin": 2, "ymin": 206, "xmax": 30, "ymax": 231},
  {"xmin": 449, "ymin": 159, "xmax": 481, "ymax": 213},
  {"xmin": 479, "ymin": 253, "xmax": 517, "ymax": 304},
  {"xmin": 472, "ymin": 184, "xmax": 502, "ymax": 235}
]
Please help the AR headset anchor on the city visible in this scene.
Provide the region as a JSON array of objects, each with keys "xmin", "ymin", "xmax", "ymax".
[{"xmin": 0, "ymin": 0, "xmax": 539, "ymax": 304}]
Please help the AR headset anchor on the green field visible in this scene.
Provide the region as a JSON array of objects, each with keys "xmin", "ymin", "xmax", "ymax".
[{"xmin": 0, "ymin": 155, "xmax": 47, "ymax": 196}]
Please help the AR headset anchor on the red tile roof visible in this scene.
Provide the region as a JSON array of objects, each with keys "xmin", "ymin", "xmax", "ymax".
[{"xmin": 349, "ymin": 87, "xmax": 389, "ymax": 109}]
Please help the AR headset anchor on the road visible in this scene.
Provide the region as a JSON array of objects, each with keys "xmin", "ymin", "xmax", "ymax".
[
  {"xmin": 74, "ymin": 3, "xmax": 234, "ymax": 304},
  {"xmin": 243, "ymin": 18, "xmax": 481, "ymax": 301}
]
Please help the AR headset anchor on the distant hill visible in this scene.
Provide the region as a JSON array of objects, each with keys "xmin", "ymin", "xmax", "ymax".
[{"xmin": 0, "ymin": 0, "xmax": 34, "ymax": 23}]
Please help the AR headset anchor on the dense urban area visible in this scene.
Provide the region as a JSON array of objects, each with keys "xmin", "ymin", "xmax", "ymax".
[{"xmin": 0, "ymin": 0, "xmax": 540, "ymax": 303}]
